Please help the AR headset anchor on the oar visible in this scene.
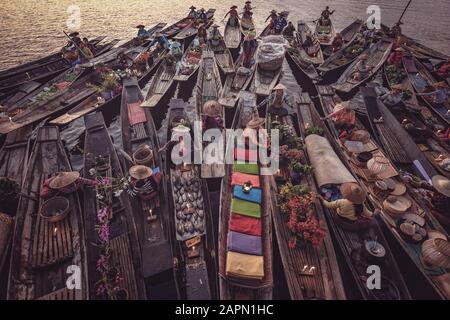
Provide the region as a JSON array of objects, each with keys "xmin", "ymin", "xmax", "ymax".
[
  {"xmin": 63, "ymin": 30, "xmax": 89, "ymax": 60},
  {"xmin": 397, "ymin": 0, "xmax": 413, "ymax": 24}
]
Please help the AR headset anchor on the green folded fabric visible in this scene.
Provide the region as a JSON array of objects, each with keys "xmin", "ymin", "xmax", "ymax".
[
  {"xmin": 233, "ymin": 162, "xmax": 259, "ymax": 175},
  {"xmin": 231, "ymin": 198, "xmax": 261, "ymax": 218}
]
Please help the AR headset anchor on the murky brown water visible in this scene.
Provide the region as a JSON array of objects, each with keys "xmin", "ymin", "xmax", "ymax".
[{"xmin": 1, "ymin": 0, "xmax": 449, "ymax": 70}]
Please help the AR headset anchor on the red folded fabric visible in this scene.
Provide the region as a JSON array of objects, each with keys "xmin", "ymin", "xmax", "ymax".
[
  {"xmin": 231, "ymin": 172, "xmax": 260, "ymax": 188},
  {"xmin": 230, "ymin": 213, "xmax": 262, "ymax": 236},
  {"xmin": 234, "ymin": 148, "xmax": 258, "ymax": 162},
  {"xmin": 127, "ymin": 101, "xmax": 146, "ymax": 125}
]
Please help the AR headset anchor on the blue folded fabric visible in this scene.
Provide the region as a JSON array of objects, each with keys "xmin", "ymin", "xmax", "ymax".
[
  {"xmin": 153, "ymin": 167, "xmax": 160, "ymax": 174},
  {"xmin": 227, "ymin": 231, "xmax": 262, "ymax": 256},
  {"xmin": 233, "ymin": 185, "xmax": 262, "ymax": 204}
]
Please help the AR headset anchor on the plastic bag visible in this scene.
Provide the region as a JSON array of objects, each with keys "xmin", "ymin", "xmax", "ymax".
[{"xmin": 256, "ymin": 36, "xmax": 287, "ymax": 71}]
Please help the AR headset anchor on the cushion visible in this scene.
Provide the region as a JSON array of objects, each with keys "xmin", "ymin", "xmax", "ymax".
[
  {"xmin": 234, "ymin": 148, "xmax": 258, "ymax": 162},
  {"xmin": 231, "ymin": 172, "xmax": 260, "ymax": 188},
  {"xmin": 233, "ymin": 162, "xmax": 259, "ymax": 175},
  {"xmin": 233, "ymin": 185, "xmax": 262, "ymax": 204},
  {"xmin": 230, "ymin": 213, "xmax": 262, "ymax": 236},
  {"xmin": 127, "ymin": 101, "xmax": 146, "ymax": 125},
  {"xmin": 227, "ymin": 231, "xmax": 262, "ymax": 256},
  {"xmin": 226, "ymin": 251, "xmax": 264, "ymax": 280},
  {"xmin": 231, "ymin": 198, "xmax": 261, "ymax": 218}
]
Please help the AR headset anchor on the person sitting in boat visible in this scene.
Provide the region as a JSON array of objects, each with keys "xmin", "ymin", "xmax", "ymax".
[
  {"xmin": 224, "ymin": 5, "xmax": 240, "ymax": 27},
  {"xmin": 243, "ymin": 115, "xmax": 269, "ymax": 150},
  {"xmin": 149, "ymin": 31, "xmax": 169, "ymax": 50},
  {"xmin": 210, "ymin": 24, "xmax": 222, "ymax": 41},
  {"xmin": 78, "ymin": 41, "xmax": 94, "ymax": 63},
  {"xmin": 165, "ymin": 52, "xmax": 177, "ymax": 70},
  {"xmin": 283, "ymin": 21, "xmax": 296, "ymax": 37},
  {"xmin": 417, "ymin": 81, "xmax": 450, "ymax": 119},
  {"xmin": 64, "ymin": 31, "xmax": 81, "ymax": 50},
  {"xmin": 319, "ymin": 6, "xmax": 335, "ymax": 27},
  {"xmin": 242, "ymin": 33, "xmax": 257, "ymax": 68},
  {"xmin": 436, "ymin": 57, "xmax": 450, "ymax": 79},
  {"xmin": 136, "ymin": 25, "xmax": 149, "ymax": 39},
  {"xmin": 40, "ymin": 171, "xmax": 97, "ymax": 200},
  {"xmin": 380, "ymin": 84, "xmax": 406, "ymax": 108},
  {"xmin": 319, "ymin": 182, "xmax": 373, "ymax": 231},
  {"xmin": 129, "ymin": 165, "xmax": 162, "ymax": 201},
  {"xmin": 197, "ymin": 8, "xmax": 208, "ymax": 22},
  {"xmin": 170, "ymin": 40, "xmax": 183, "ymax": 62},
  {"xmin": 302, "ymin": 31, "xmax": 317, "ymax": 57},
  {"xmin": 198, "ymin": 25, "xmax": 208, "ymax": 46},
  {"xmin": 391, "ymin": 21, "xmax": 403, "ymax": 38},
  {"xmin": 262, "ymin": 83, "xmax": 289, "ymax": 118},
  {"xmin": 161, "ymin": 124, "xmax": 194, "ymax": 169},
  {"xmin": 273, "ymin": 12, "xmax": 288, "ymax": 35},
  {"xmin": 331, "ymin": 33, "xmax": 343, "ymax": 53},
  {"xmin": 243, "ymin": 1, "xmax": 253, "ymax": 14},
  {"xmin": 352, "ymin": 53, "xmax": 372, "ymax": 81},
  {"xmin": 202, "ymin": 100, "xmax": 224, "ymax": 131},
  {"xmin": 388, "ymin": 47, "xmax": 405, "ymax": 66},
  {"xmin": 320, "ymin": 101, "xmax": 356, "ymax": 135},
  {"xmin": 188, "ymin": 5, "xmax": 197, "ymax": 19}
]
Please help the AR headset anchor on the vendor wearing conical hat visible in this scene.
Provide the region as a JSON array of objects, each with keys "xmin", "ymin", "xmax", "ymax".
[
  {"xmin": 243, "ymin": 115, "xmax": 269, "ymax": 149},
  {"xmin": 210, "ymin": 23, "xmax": 222, "ymax": 40},
  {"xmin": 136, "ymin": 25, "xmax": 148, "ymax": 39},
  {"xmin": 188, "ymin": 5, "xmax": 197, "ymax": 18},
  {"xmin": 40, "ymin": 171, "xmax": 97, "ymax": 200},
  {"xmin": 265, "ymin": 10, "xmax": 278, "ymax": 23},
  {"xmin": 129, "ymin": 165, "xmax": 162, "ymax": 201},
  {"xmin": 388, "ymin": 46, "xmax": 405, "ymax": 66},
  {"xmin": 242, "ymin": 31, "xmax": 257, "ymax": 68},
  {"xmin": 352, "ymin": 53, "xmax": 373, "ymax": 81},
  {"xmin": 417, "ymin": 81, "xmax": 450, "ymax": 118},
  {"xmin": 321, "ymin": 100, "xmax": 356, "ymax": 134},
  {"xmin": 319, "ymin": 182, "xmax": 373, "ymax": 224},
  {"xmin": 202, "ymin": 100, "xmax": 224, "ymax": 131},
  {"xmin": 264, "ymin": 83, "xmax": 289, "ymax": 118},
  {"xmin": 224, "ymin": 5, "xmax": 240, "ymax": 27},
  {"xmin": 244, "ymin": 1, "xmax": 252, "ymax": 13},
  {"xmin": 380, "ymin": 83, "xmax": 406, "ymax": 107},
  {"xmin": 197, "ymin": 8, "xmax": 207, "ymax": 22}
]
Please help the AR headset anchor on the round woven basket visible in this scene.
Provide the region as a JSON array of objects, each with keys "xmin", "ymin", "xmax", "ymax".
[
  {"xmin": 422, "ymin": 238, "xmax": 450, "ymax": 268},
  {"xmin": 40, "ymin": 197, "xmax": 70, "ymax": 223},
  {"xmin": 133, "ymin": 145, "xmax": 154, "ymax": 167}
]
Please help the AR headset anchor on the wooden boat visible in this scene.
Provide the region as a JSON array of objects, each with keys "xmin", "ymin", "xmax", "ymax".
[
  {"xmin": 332, "ymin": 38, "xmax": 393, "ymax": 93},
  {"xmin": 194, "ymin": 51, "xmax": 225, "ymax": 178},
  {"xmin": 0, "ymin": 39, "xmax": 118, "ymax": 93},
  {"xmin": 317, "ymin": 85, "xmax": 450, "ymax": 300},
  {"xmin": 218, "ymin": 91, "xmax": 273, "ymax": 299},
  {"xmin": 165, "ymin": 99, "xmax": 218, "ymax": 299},
  {"xmin": 403, "ymin": 55, "xmax": 450, "ymax": 125},
  {"xmin": 318, "ymin": 32, "xmax": 369, "ymax": 77},
  {"xmin": 0, "ymin": 36, "xmax": 105, "ymax": 82},
  {"xmin": 50, "ymin": 48, "xmax": 167, "ymax": 125},
  {"xmin": 7, "ymin": 126, "xmax": 87, "ymax": 300},
  {"xmin": 173, "ymin": 37, "xmax": 203, "ymax": 82},
  {"xmin": 403, "ymin": 36, "xmax": 448, "ymax": 61},
  {"xmin": 83, "ymin": 112, "xmax": 146, "ymax": 299},
  {"xmin": 295, "ymin": 21, "xmax": 324, "ymax": 65},
  {"xmin": 285, "ymin": 35, "xmax": 320, "ymax": 81},
  {"xmin": 120, "ymin": 77, "xmax": 179, "ymax": 298},
  {"xmin": 224, "ymin": 17, "xmax": 241, "ymax": 49},
  {"xmin": 219, "ymin": 47, "xmax": 257, "ymax": 108},
  {"xmin": 253, "ymin": 61, "xmax": 283, "ymax": 97},
  {"xmin": 0, "ymin": 126, "xmax": 31, "ymax": 274},
  {"xmin": 314, "ymin": 19, "xmax": 336, "ymax": 46},
  {"xmin": 174, "ymin": 9, "xmax": 216, "ymax": 40},
  {"xmin": 209, "ymin": 30, "xmax": 235, "ymax": 74},
  {"xmin": 141, "ymin": 57, "xmax": 177, "ymax": 108},
  {"xmin": 305, "ymin": 91, "xmax": 412, "ymax": 299},
  {"xmin": 265, "ymin": 90, "xmax": 346, "ymax": 300},
  {"xmin": 322, "ymin": 19, "xmax": 364, "ymax": 57},
  {"xmin": 384, "ymin": 62, "xmax": 421, "ymax": 110},
  {"xmin": 161, "ymin": 16, "xmax": 196, "ymax": 39}
]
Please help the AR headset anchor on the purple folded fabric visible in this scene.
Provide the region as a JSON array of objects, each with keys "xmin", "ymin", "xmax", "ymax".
[{"xmin": 227, "ymin": 231, "xmax": 262, "ymax": 256}]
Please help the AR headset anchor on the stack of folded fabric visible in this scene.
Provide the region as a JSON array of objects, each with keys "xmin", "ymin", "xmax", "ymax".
[{"xmin": 225, "ymin": 148, "xmax": 264, "ymax": 280}]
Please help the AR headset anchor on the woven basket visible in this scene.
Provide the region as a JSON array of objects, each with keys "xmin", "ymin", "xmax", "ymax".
[
  {"xmin": 133, "ymin": 145, "xmax": 154, "ymax": 167},
  {"xmin": 422, "ymin": 238, "xmax": 450, "ymax": 268},
  {"xmin": 40, "ymin": 197, "xmax": 70, "ymax": 223}
]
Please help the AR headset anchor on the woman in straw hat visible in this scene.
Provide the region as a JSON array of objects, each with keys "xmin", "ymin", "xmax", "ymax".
[
  {"xmin": 40, "ymin": 171, "xmax": 97, "ymax": 200},
  {"xmin": 388, "ymin": 47, "xmax": 405, "ymax": 66},
  {"xmin": 321, "ymin": 100, "xmax": 356, "ymax": 135},
  {"xmin": 352, "ymin": 53, "xmax": 373, "ymax": 81},
  {"xmin": 380, "ymin": 83, "xmax": 407, "ymax": 107},
  {"xmin": 202, "ymin": 100, "xmax": 224, "ymax": 131},
  {"xmin": 188, "ymin": 5, "xmax": 197, "ymax": 19},
  {"xmin": 417, "ymin": 81, "xmax": 450, "ymax": 119},
  {"xmin": 262, "ymin": 83, "xmax": 289, "ymax": 118},
  {"xmin": 242, "ymin": 32, "xmax": 257, "ymax": 68},
  {"xmin": 318, "ymin": 182, "xmax": 374, "ymax": 231},
  {"xmin": 129, "ymin": 165, "xmax": 162, "ymax": 201},
  {"xmin": 243, "ymin": 114, "xmax": 269, "ymax": 149}
]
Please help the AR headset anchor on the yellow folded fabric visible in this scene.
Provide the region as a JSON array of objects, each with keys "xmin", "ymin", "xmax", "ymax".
[{"xmin": 225, "ymin": 251, "xmax": 264, "ymax": 280}]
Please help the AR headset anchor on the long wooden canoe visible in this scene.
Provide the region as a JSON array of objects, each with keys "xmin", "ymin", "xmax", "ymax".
[
  {"xmin": 120, "ymin": 77, "xmax": 179, "ymax": 298},
  {"xmin": 165, "ymin": 99, "xmax": 218, "ymax": 299},
  {"xmin": 209, "ymin": 30, "xmax": 235, "ymax": 74},
  {"xmin": 161, "ymin": 16, "xmax": 195, "ymax": 39},
  {"xmin": 224, "ymin": 17, "xmax": 241, "ymax": 49},
  {"xmin": 323, "ymin": 19, "xmax": 364, "ymax": 57},
  {"xmin": 83, "ymin": 112, "xmax": 146, "ymax": 299},
  {"xmin": 173, "ymin": 9, "xmax": 216, "ymax": 40},
  {"xmin": 296, "ymin": 21, "xmax": 324, "ymax": 66},
  {"xmin": 314, "ymin": 19, "xmax": 336, "ymax": 46},
  {"xmin": 285, "ymin": 35, "xmax": 320, "ymax": 81},
  {"xmin": 253, "ymin": 62, "xmax": 283, "ymax": 97},
  {"xmin": 402, "ymin": 36, "xmax": 448, "ymax": 61},
  {"xmin": 8, "ymin": 126, "xmax": 87, "ymax": 300},
  {"xmin": 218, "ymin": 91, "xmax": 273, "ymax": 300},
  {"xmin": 313, "ymin": 86, "xmax": 413, "ymax": 299},
  {"xmin": 332, "ymin": 38, "xmax": 392, "ymax": 93},
  {"xmin": 317, "ymin": 85, "xmax": 450, "ymax": 300},
  {"xmin": 219, "ymin": 47, "xmax": 257, "ymax": 108},
  {"xmin": 266, "ymin": 90, "xmax": 346, "ymax": 300},
  {"xmin": 194, "ymin": 51, "xmax": 225, "ymax": 178},
  {"xmin": 173, "ymin": 38, "xmax": 203, "ymax": 82}
]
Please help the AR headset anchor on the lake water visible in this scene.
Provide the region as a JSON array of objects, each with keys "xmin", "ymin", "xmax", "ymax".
[{"xmin": 1, "ymin": 0, "xmax": 450, "ymax": 70}]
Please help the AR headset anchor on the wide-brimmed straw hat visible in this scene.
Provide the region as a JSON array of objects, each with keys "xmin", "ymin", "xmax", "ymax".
[
  {"xmin": 340, "ymin": 182, "xmax": 367, "ymax": 204},
  {"xmin": 200, "ymin": 8, "xmax": 205, "ymax": 11},
  {"xmin": 383, "ymin": 195, "xmax": 412, "ymax": 215},
  {"xmin": 247, "ymin": 117, "xmax": 265, "ymax": 129},
  {"xmin": 433, "ymin": 81, "xmax": 448, "ymax": 89},
  {"xmin": 231, "ymin": 5, "xmax": 238, "ymax": 9},
  {"xmin": 136, "ymin": 25, "xmax": 145, "ymax": 28},
  {"xmin": 190, "ymin": 5, "xmax": 196, "ymax": 9},
  {"xmin": 273, "ymin": 83, "xmax": 286, "ymax": 91},
  {"xmin": 49, "ymin": 172, "xmax": 80, "ymax": 189},
  {"xmin": 129, "ymin": 165, "xmax": 152, "ymax": 180},
  {"xmin": 245, "ymin": 1, "xmax": 252, "ymax": 4},
  {"xmin": 69, "ymin": 32, "xmax": 80, "ymax": 37},
  {"xmin": 333, "ymin": 101, "xmax": 352, "ymax": 112},
  {"xmin": 432, "ymin": 175, "xmax": 450, "ymax": 197},
  {"xmin": 270, "ymin": 9, "xmax": 277, "ymax": 13},
  {"xmin": 203, "ymin": 100, "xmax": 222, "ymax": 117},
  {"xmin": 391, "ymin": 180, "xmax": 407, "ymax": 196}
]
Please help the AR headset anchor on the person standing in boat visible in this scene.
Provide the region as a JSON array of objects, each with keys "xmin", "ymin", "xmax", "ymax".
[
  {"xmin": 274, "ymin": 11, "xmax": 288, "ymax": 35},
  {"xmin": 265, "ymin": 10, "xmax": 278, "ymax": 30},
  {"xmin": 283, "ymin": 21, "xmax": 296, "ymax": 38},
  {"xmin": 243, "ymin": 1, "xmax": 253, "ymax": 14},
  {"xmin": 197, "ymin": 8, "xmax": 208, "ymax": 22},
  {"xmin": 242, "ymin": 33, "xmax": 257, "ymax": 68},
  {"xmin": 224, "ymin": 5, "xmax": 240, "ymax": 27},
  {"xmin": 417, "ymin": 81, "xmax": 450, "ymax": 119},
  {"xmin": 188, "ymin": 5, "xmax": 197, "ymax": 19},
  {"xmin": 198, "ymin": 25, "xmax": 208, "ymax": 46},
  {"xmin": 149, "ymin": 31, "xmax": 169, "ymax": 50},
  {"xmin": 331, "ymin": 33, "xmax": 343, "ymax": 53},
  {"xmin": 303, "ymin": 31, "xmax": 317, "ymax": 57},
  {"xmin": 318, "ymin": 182, "xmax": 373, "ymax": 231},
  {"xmin": 319, "ymin": 6, "xmax": 335, "ymax": 26},
  {"xmin": 136, "ymin": 25, "xmax": 149, "ymax": 39},
  {"xmin": 320, "ymin": 101, "xmax": 356, "ymax": 136}
]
